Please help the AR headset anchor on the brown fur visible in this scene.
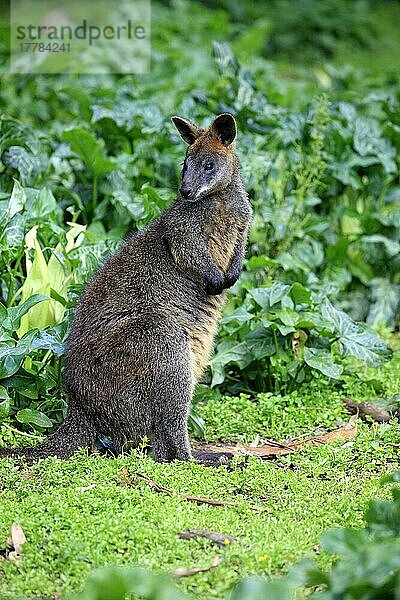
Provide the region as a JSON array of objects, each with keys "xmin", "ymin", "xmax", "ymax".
[{"xmin": 0, "ymin": 113, "xmax": 252, "ymax": 463}]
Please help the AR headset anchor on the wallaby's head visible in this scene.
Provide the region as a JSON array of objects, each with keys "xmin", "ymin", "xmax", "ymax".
[{"xmin": 172, "ymin": 113, "xmax": 237, "ymax": 202}]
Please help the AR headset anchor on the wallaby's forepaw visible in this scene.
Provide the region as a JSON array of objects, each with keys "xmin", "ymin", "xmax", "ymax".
[
  {"xmin": 204, "ymin": 271, "xmax": 225, "ymax": 295},
  {"xmin": 223, "ymin": 272, "xmax": 240, "ymax": 289},
  {"xmin": 223, "ymin": 258, "xmax": 243, "ymax": 289}
]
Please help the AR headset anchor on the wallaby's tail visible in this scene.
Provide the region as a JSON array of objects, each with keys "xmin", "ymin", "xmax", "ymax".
[{"xmin": 0, "ymin": 411, "xmax": 96, "ymax": 462}]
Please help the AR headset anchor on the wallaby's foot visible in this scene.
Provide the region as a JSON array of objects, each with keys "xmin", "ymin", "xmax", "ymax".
[
  {"xmin": 154, "ymin": 419, "xmax": 192, "ymax": 463},
  {"xmin": 154, "ymin": 437, "xmax": 192, "ymax": 463},
  {"xmin": 154, "ymin": 444, "xmax": 192, "ymax": 463}
]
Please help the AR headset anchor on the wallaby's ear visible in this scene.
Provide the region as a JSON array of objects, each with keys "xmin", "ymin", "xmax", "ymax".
[
  {"xmin": 210, "ymin": 113, "xmax": 237, "ymax": 146},
  {"xmin": 171, "ymin": 116, "xmax": 202, "ymax": 145}
]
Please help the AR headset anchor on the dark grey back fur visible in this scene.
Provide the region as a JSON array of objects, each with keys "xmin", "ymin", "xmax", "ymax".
[{"xmin": 0, "ymin": 113, "xmax": 252, "ymax": 462}]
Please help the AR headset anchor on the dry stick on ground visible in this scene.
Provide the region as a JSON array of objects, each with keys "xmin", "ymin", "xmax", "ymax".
[
  {"xmin": 194, "ymin": 415, "xmax": 358, "ymax": 459},
  {"xmin": 171, "ymin": 555, "xmax": 221, "ymax": 578},
  {"xmin": 178, "ymin": 529, "xmax": 237, "ymax": 547},
  {"xmin": 133, "ymin": 472, "xmax": 270, "ymax": 512},
  {"xmin": 343, "ymin": 397, "xmax": 392, "ymax": 423}
]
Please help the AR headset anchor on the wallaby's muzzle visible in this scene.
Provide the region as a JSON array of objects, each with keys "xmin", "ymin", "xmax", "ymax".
[{"xmin": 180, "ymin": 186, "xmax": 193, "ymax": 200}]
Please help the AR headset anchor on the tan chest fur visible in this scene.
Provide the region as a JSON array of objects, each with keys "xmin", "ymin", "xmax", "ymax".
[
  {"xmin": 205, "ymin": 204, "xmax": 240, "ymax": 272},
  {"xmin": 187, "ymin": 204, "xmax": 239, "ymax": 381},
  {"xmin": 188, "ymin": 303, "xmax": 221, "ymax": 382}
]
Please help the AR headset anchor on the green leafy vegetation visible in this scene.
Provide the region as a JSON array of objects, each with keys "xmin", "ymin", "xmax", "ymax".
[
  {"xmin": 0, "ymin": 0, "xmax": 399, "ymax": 597},
  {"xmin": 0, "ymin": 36, "xmax": 399, "ymax": 428}
]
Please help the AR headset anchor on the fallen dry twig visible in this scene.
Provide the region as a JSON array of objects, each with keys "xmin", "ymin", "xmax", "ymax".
[
  {"xmin": 343, "ymin": 397, "xmax": 392, "ymax": 423},
  {"xmin": 171, "ymin": 554, "xmax": 220, "ymax": 578},
  {"xmin": 194, "ymin": 416, "xmax": 357, "ymax": 459},
  {"xmin": 119, "ymin": 470, "xmax": 269, "ymax": 512},
  {"xmin": 178, "ymin": 529, "xmax": 237, "ymax": 547}
]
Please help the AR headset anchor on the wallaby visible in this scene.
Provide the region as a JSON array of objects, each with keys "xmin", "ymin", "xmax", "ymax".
[{"xmin": 0, "ymin": 113, "xmax": 252, "ymax": 463}]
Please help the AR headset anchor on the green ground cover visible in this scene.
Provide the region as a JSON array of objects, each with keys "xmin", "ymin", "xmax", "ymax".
[
  {"xmin": 1, "ymin": 348, "xmax": 400, "ymax": 598},
  {"xmin": 0, "ymin": 403, "xmax": 399, "ymax": 599}
]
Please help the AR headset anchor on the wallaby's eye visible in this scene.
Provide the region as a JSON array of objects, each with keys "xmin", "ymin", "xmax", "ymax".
[{"xmin": 204, "ymin": 160, "xmax": 214, "ymax": 171}]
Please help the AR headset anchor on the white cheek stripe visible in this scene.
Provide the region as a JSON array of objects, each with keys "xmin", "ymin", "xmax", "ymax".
[
  {"xmin": 196, "ymin": 184, "xmax": 215, "ymax": 200},
  {"xmin": 196, "ymin": 185, "xmax": 209, "ymax": 197}
]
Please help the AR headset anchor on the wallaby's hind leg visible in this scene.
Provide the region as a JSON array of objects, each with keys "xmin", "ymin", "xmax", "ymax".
[
  {"xmin": 153, "ymin": 361, "xmax": 194, "ymax": 463},
  {"xmin": 154, "ymin": 414, "xmax": 192, "ymax": 462},
  {"xmin": 90, "ymin": 317, "xmax": 194, "ymax": 463}
]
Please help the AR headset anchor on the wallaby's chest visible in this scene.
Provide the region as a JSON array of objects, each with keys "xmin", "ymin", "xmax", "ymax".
[{"xmin": 204, "ymin": 203, "xmax": 241, "ymax": 271}]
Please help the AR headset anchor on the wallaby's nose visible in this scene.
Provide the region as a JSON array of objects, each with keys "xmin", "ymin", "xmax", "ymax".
[{"xmin": 180, "ymin": 186, "xmax": 193, "ymax": 200}]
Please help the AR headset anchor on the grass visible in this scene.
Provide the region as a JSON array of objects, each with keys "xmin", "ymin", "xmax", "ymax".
[{"xmin": 1, "ymin": 353, "xmax": 399, "ymax": 599}]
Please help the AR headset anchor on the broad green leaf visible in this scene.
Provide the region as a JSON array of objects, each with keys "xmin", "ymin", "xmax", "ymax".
[
  {"xmin": 246, "ymin": 255, "xmax": 275, "ymax": 270},
  {"xmin": 304, "ymin": 347, "xmax": 343, "ymax": 379},
  {"xmin": 249, "ymin": 287, "xmax": 271, "ymax": 310},
  {"xmin": 0, "ymin": 303, "xmax": 7, "ymax": 323},
  {"xmin": 231, "ymin": 577, "xmax": 294, "ymax": 600},
  {"xmin": 8, "ymin": 179, "xmax": 26, "ymax": 219},
  {"xmin": 4, "ymin": 212, "xmax": 25, "ymax": 248},
  {"xmin": 269, "ymin": 283, "xmax": 291, "ymax": 306},
  {"xmin": 341, "ymin": 214, "xmax": 362, "ymax": 235},
  {"xmin": 72, "ymin": 565, "xmax": 188, "ymax": 600},
  {"xmin": 276, "ymin": 323, "xmax": 296, "ymax": 336},
  {"xmin": 209, "ymin": 339, "xmax": 252, "ymax": 387},
  {"xmin": 362, "ymin": 234, "xmax": 400, "ymax": 257},
  {"xmin": 0, "ymin": 115, "xmax": 41, "ymax": 155},
  {"xmin": 321, "ymin": 299, "xmax": 393, "ymax": 367},
  {"xmin": 0, "ymin": 384, "xmax": 10, "ymax": 419},
  {"xmin": 212, "ymin": 41, "xmax": 239, "ymax": 77},
  {"xmin": 249, "ymin": 284, "xmax": 290, "ymax": 310},
  {"xmin": 366, "ymin": 497, "xmax": 400, "ymax": 536},
  {"xmin": 0, "ymin": 384, "xmax": 9, "ymax": 400},
  {"xmin": 353, "ymin": 116, "xmax": 396, "ymax": 173},
  {"xmin": 188, "ymin": 410, "xmax": 205, "ymax": 438},
  {"xmin": 0, "ymin": 343, "xmax": 29, "ymax": 378},
  {"xmin": 3, "ymin": 147, "xmax": 44, "ymax": 186},
  {"xmin": 367, "ymin": 279, "xmax": 399, "ymax": 328},
  {"xmin": 245, "ymin": 326, "xmax": 276, "ymax": 359},
  {"xmin": 322, "ymin": 264, "xmax": 352, "ymax": 292},
  {"xmin": 294, "ymin": 239, "xmax": 324, "ymax": 269},
  {"xmin": 320, "ymin": 528, "xmax": 368, "ymax": 556},
  {"xmin": 62, "ymin": 128, "xmax": 116, "ymax": 176},
  {"xmin": 32, "ymin": 187, "xmax": 62, "ymax": 221},
  {"xmin": 271, "ymin": 308, "xmax": 298, "ymax": 327},
  {"xmin": 0, "ymin": 398, "xmax": 10, "ymax": 420},
  {"xmin": 221, "ymin": 306, "xmax": 253, "ymax": 333},
  {"xmin": 4, "ymin": 373, "xmax": 38, "ymax": 399},
  {"xmin": 348, "ymin": 255, "xmax": 375, "ymax": 285},
  {"xmin": 16, "ymin": 408, "xmax": 53, "ymax": 428},
  {"xmin": 2, "ymin": 294, "xmax": 48, "ymax": 332},
  {"xmin": 289, "ymin": 282, "xmax": 312, "ymax": 306},
  {"xmin": 30, "ymin": 328, "xmax": 66, "ymax": 356}
]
